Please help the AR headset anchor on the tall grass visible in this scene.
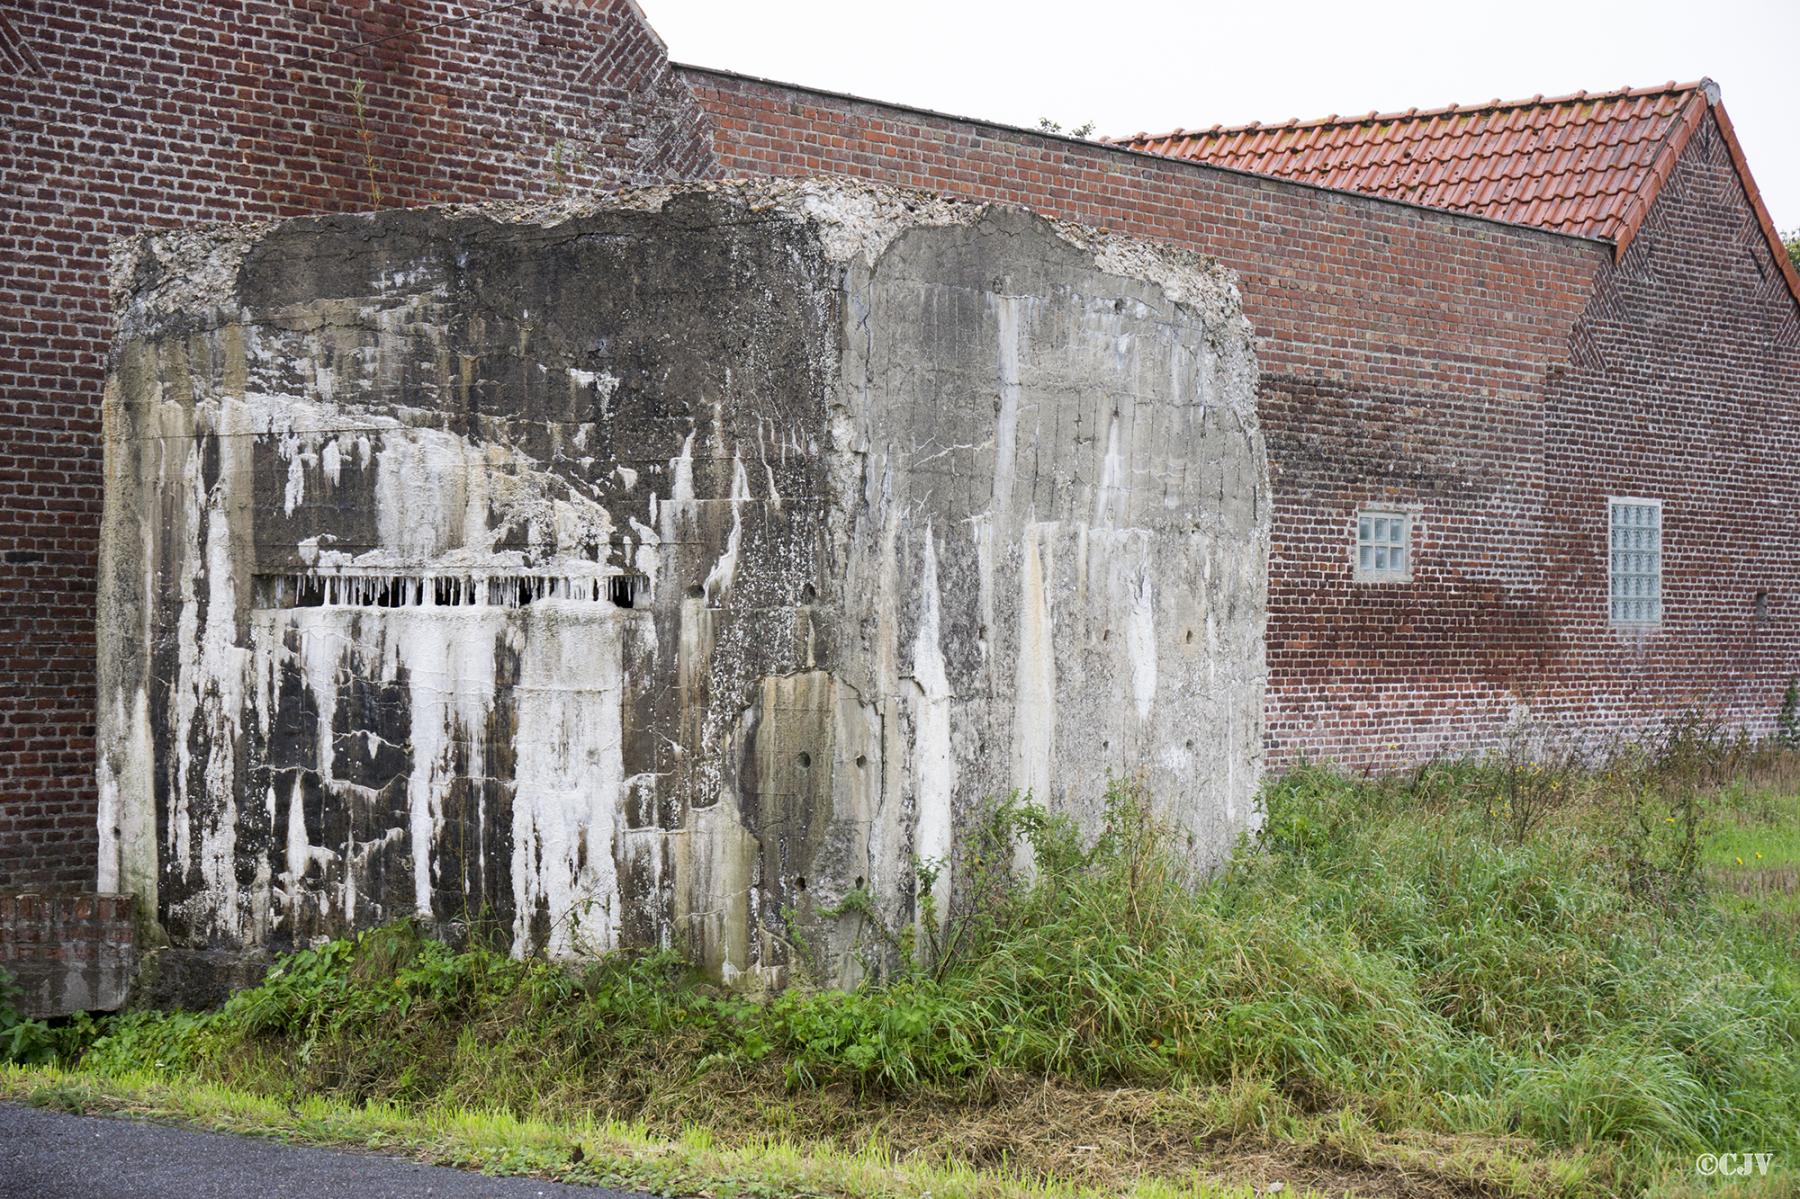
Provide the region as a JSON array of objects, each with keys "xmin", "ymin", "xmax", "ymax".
[{"xmin": 55, "ymin": 739, "xmax": 1800, "ymax": 1196}]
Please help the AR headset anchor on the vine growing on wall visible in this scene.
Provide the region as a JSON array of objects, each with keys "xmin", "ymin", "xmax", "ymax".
[
  {"xmin": 1784, "ymin": 229, "xmax": 1800, "ymax": 271},
  {"xmin": 349, "ymin": 78, "xmax": 384, "ymax": 208}
]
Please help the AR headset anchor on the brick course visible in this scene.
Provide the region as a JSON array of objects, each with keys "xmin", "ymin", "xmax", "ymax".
[
  {"xmin": 682, "ymin": 67, "xmax": 1800, "ymax": 766},
  {"xmin": 0, "ymin": 890, "xmax": 136, "ymax": 1015},
  {"xmin": 0, "ymin": 1, "xmax": 715, "ymax": 890}
]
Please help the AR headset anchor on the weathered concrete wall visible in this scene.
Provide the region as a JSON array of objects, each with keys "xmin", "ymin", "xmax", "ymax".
[{"xmin": 98, "ymin": 180, "xmax": 1265, "ymax": 988}]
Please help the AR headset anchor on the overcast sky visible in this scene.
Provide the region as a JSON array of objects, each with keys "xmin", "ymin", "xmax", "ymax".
[{"xmin": 645, "ymin": 0, "xmax": 1799, "ymax": 233}]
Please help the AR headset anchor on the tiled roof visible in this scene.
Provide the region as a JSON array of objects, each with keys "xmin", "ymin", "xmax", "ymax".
[
  {"xmin": 1108, "ymin": 79, "xmax": 1800, "ymax": 306},
  {"xmin": 1108, "ymin": 82, "xmax": 1709, "ymax": 243}
]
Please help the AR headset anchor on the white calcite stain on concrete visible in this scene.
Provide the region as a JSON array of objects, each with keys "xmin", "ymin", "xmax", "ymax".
[
  {"xmin": 183, "ymin": 397, "xmax": 257, "ymax": 938},
  {"xmin": 908, "ymin": 527, "xmax": 955, "ymax": 931},
  {"xmin": 1127, "ymin": 567, "xmax": 1158, "ymax": 723},
  {"xmin": 1010, "ymin": 524, "xmax": 1058, "ymax": 807},
  {"xmin": 507, "ymin": 604, "xmax": 626, "ymax": 958},
  {"xmin": 702, "ymin": 454, "xmax": 749, "ymax": 605},
  {"xmin": 98, "ymin": 181, "xmax": 1267, "ymax": 990},
  {"xmin": 990, "ymin": 294, "xmax": 1024, "ymax": 519},
  {"xmin": 393, "ymin": 608, "xmax": 499, "ymax": 921}
]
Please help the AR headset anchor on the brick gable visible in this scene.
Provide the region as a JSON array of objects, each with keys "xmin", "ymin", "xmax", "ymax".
[{"xmin": 1537, "ymin": 111, "xmax": 1800, "ymax": 733}]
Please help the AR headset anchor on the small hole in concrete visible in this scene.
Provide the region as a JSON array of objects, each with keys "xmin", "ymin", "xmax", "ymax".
[
  {"xmin": 1101, "ymin": 628, "xmax": 1111, "ymax": 642},
  {"xmin": 802, "ymin": 583, "xmax": 818, "ymax": 602},
  {"xmin": 1184, "ymin": 740, "xmax": 1195, "ymax": 751},
  {"xmin": 1185, "ymin": 629, "xmax": 1195, "ymax": 644},
  {"xmin": 794, "ymin": 876, "xmax": 807, "ymax": 891},
  {"xmin": 686, "ymin": 583, "xmax": 705, "ymax": 599},
  {"xmin": 796, "ymin": 751, "xmax": 812, "ymax": 769},
  {"xmin": 854, "ymin": 754, "xmax": 867, "ymax": 768},
  {"xmin": 854, "ymin": 876, "xmax": 865, "ymax": 889},
  {"xmin": 1101, "ymin": 739, "xmax": 1110, "ymax": 750}
]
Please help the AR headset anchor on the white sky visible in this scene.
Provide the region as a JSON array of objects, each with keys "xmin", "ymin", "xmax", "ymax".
[{"xmin": 645, "ymin": 0, "xmax": 1800, "ymax": 233}]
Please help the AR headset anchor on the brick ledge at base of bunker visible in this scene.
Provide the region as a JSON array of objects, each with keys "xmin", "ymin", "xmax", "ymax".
[{"xmin": 95, "ymin": 179, "xmax": 1268, "ymax": 991}]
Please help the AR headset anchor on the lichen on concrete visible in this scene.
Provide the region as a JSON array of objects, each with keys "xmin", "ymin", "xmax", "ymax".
[{"xmin": 97, "ymin": 179, "xmax": 1267, "ymax": 993}]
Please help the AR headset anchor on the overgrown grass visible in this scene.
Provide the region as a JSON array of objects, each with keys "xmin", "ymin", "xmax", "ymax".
[
  {"xmin": 13, "ymin": 728, "xmax": 1800, "ymax": 1198},
  {"xmin": 1702, "ymin": 785, "xmax": 1800, "ymax": 955}
]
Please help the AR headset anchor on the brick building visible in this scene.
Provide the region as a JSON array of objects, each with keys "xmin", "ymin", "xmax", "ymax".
[
  {"xmin": 4, "ymin": 1, "xmax": 1797, "ymax": 910},
  {"xmin": 680, "ymin": 70, "xmax": 1800, "ymax": 769}
]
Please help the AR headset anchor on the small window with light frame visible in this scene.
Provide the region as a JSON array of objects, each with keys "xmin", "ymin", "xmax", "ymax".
[
  {"xmin": 1608, "ymin": 497, "xmax": 1662, "ymax": 627},
  {"xmin": 1354, "ymin": 508, "xmax": 1412, "ymax": 583}
]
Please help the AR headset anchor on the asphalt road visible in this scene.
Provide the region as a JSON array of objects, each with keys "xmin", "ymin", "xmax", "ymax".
[{"xmin": 0, "ymin": 1103, "xmax": 657, "ymax": 1199}]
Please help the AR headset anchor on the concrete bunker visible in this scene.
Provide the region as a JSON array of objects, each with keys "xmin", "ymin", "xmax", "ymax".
[{"xmin": 97, "ymin": 180, "xmax": 1268, "ymax": 988}]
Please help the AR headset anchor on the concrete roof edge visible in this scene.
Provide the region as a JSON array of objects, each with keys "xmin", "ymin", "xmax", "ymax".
[{"xmin": 673, "ymin": 62, "xmax": 1615, "ymax": 255}]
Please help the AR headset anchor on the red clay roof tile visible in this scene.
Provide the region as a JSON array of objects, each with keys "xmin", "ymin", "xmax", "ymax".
[
  {"xmin": 1105, "ymin": 78, "xmax": 1800, "ymax": 310},
  {"xmin": 1107, "ymin": 81, "xmax": 1706, "ymax": 242}
]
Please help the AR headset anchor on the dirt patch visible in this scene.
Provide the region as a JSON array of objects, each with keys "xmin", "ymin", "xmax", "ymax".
[{"xmin": 639, "ymin": 1077, "xmax": 1555, "ymax": 1199}]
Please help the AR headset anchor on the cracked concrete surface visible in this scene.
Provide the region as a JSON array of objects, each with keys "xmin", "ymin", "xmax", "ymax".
[{"xmin": 97, "ymin": 179, "xmax": 1267, "ymax": 995}]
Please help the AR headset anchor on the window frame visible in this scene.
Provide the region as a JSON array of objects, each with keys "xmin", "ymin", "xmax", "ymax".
[
  {"xmin": 1607, "ymin": 496, "xmax": 1664, "ymax": 628},
  {"xmin": 1352, "ymin": 506, "xmax": 1414, "ymax": 584}
]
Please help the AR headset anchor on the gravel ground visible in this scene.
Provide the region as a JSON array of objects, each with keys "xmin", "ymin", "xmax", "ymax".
[{"xmin": 0, "ymin": 1102, "xmax": 658, "ymax": 1199}]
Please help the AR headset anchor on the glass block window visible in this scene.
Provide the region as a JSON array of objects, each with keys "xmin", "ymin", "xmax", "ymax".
[
  {"xmin": 1355, "ymin": 509, "xmax": 1410, "ymax": 582},
  {"xmin": 1609, "ymin": 499, "xmax": 1662, "ymax": 625}
]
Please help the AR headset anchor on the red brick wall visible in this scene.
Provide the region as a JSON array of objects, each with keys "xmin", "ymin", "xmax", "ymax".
[
  {"xmin": 684, "ymin": 67, "xmax": 1800, "ymax": 766},
  {"xmin": 1537, "ymin": 113, "xmax": 1800, "ymax": 736},
  {"xmin": 0, "ymin": 1, "xmax": 714, "ymax": 890}
]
